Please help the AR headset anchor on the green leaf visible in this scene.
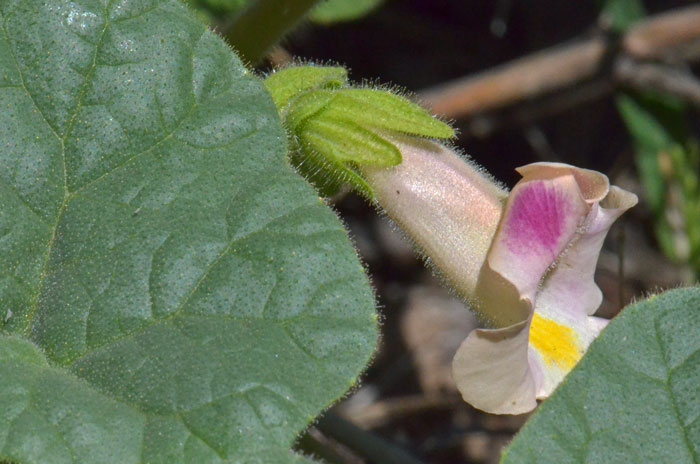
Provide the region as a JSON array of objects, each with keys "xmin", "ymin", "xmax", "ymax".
[
  {"xmin": 616, "ymin": 93, "xmax": 684, "ymax": 212},
  {"xmin": 0, "ymin": 1, "xmax": 376, "ymax": 462},
  {"xmin": 309, "ymin": 0, "xmax": 383, "ymax": 24},
  {"xmin": 264, "ymin": 65, "xmax": 348, "ymax": 109},
  {"xmin": 668, "ymin": 144, "xmax": 700, "ymax": 272},
  {"xmin": 502, "ymin": 287, "xmax": 700, "ymax": 464}
]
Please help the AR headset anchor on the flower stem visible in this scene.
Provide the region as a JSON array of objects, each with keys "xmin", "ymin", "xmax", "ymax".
[{"xmin": 226, "ymin": 0, "xmax": 320, "ymax": 65}]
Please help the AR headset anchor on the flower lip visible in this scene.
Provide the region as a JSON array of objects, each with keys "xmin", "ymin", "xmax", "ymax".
[
  {"xmin": 601, "ymin": 185, "xmax": 639, "ymax": 210},
  {"xmin": 453, "ymin": 161, "xmax": 637, "ymax": 415},
  {"xmin": 516, "ymin": 162, "xmax": 610, "ymax": 204}
]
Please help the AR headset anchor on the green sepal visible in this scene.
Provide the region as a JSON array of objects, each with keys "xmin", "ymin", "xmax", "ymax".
[
  {"xmin": 281, "ymin": 88, "xmax": 385, "ymax": 197},
  {"xmin": 284, "ymin": 89, "xmax": 336, "ymax": 131},
  {"xmin": 324, "ymin": 88, "xmax": 454, "ymax": 138},
  {"xmin": 290, "ymin": 144, "xmax": 375, "ymax": 199},
  {"xmin": 302, "ymin": 117, "xmax": 402, "ymax": 166},
  {"xmin": 264, "ymin": 65, "xmax": 455, "ymax": 198},
  {"xmin": 265, "ymin": 65, "xmax": 348, "ymax": 109},
  {"xmin": 297, "ymin": 117, "xmax": 400, "ymax": 197}
]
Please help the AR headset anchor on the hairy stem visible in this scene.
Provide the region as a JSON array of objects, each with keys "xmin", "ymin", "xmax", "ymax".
[{"xmin": 226, "ymin": 0, "xmax": 320, "ymax": 65}]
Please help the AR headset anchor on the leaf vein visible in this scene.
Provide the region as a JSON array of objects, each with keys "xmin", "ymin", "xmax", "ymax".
[
  {"xmin": 0, "ymin": 176, "xmax": 51, "ymax": 226},
  {"xmin": 178, "ymin": 413, "xmax": 226, "ymax": 460},
  {"xmin": 70, "ymin": 103, "xmax": 197, "ymax": 195},
  {"xmin": 1, "ymin": 16, "xmax": 63, "ymax": 141},
  {"xmin": 653, "ymin": 317, "xmax": 699, "ymax": 463}
]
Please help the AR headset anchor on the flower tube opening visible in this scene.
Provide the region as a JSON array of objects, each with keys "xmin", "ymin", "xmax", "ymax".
[{"xmin": 359, "ymin": 136, "xmax": 637, "ymax": 415}]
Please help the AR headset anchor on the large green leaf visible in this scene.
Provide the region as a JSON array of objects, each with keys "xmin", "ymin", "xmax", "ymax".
[
  {"xmin": 502, "ymin": 287, "xmax": 700, "ymax": 463},
  {"xmin": 0, "ymin": 0, "xmax": 377, "ymax": 462}
]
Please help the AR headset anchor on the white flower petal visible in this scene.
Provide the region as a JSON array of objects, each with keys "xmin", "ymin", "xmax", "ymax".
[{"xmin": 452, "ymin": 316, "xmax": 537, "ymax": 415}]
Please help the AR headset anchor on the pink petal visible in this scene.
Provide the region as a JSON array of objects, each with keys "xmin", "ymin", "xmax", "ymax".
[
  {"xmin": 454, "ymin": 166, "xmax": 593, "ymax": 413},
  {"xmin": 516, "ymin": 162, "xmax": 609, "ymax": 204},
  {"xmin": 474, "ymin": 172, "xmax": 590, "ymax": 326}
]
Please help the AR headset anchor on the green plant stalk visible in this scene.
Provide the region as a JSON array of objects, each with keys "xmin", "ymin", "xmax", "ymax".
[
  {"xmin": 315, "ymin": 412, "xmax": 425, "ymax": 464},
  {"xmin": 226, "ymin": 0, "xmax": 320, "ymax": 65}
]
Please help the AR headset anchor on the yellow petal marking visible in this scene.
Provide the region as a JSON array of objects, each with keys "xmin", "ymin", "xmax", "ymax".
[{"xmin": 529, "ymin": 312, "xmax": 583, "ymax": 370}]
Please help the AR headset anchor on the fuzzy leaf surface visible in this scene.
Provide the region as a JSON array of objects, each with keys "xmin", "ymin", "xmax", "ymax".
[
  {"xmin": 502, "ymin": 288, "xmax": 700, "ymax": 464},
  {"xmin": 0, "ymin": 1, "xmax": 376, "ymax": 462}
]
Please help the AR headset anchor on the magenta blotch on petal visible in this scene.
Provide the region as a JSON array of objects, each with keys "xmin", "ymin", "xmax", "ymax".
[
  {"xmin": 485, "ymin": 173, "xmax": 589, "ymax": 313},
  {"xmin": 503, "ymin": 181, "xmax": 570, "ymax": 258}
]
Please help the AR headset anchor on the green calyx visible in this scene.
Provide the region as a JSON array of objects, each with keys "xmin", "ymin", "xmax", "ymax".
[
  {"xmin": 264, "ymin": 65, "xmax": 454, "ymax": 198},
  {"xmin": 265, "ymin": 65, "xmax": 349, "ymax": 109}
]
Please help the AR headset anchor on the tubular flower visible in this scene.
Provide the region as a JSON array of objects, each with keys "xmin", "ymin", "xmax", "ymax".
[{"xmin": 362, "ymin": 134, "xmax": 638, "ymax": 414}]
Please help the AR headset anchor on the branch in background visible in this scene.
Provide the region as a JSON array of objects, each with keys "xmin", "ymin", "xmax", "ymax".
[
  {"xmin": 226, "ymin": 0, "xmax": 320, "ymax": 65},
  {"xmin": 341, "ymin": 394, "xmax": 464, "ymax": 430},
  {"xmin": 623, "ymin": 5, "xmax": 700, "ymax": 61},
  {"xmin": 296, "ymin": 427, "xmax": 365, "ymax": 464},
  {"xmin": 419, "ymin": 4, "xmax": 700, "ymax": 136},
  {"xmin": 463, "ymin": 78, "xmax": 614, "ymax": 138},
  {"xmin": 420, "ymin": 39, "xmax": 608, "ymax": 121},
  {"xmin": 615, "ymin": 57, "xmax": 700, "ymax": 107}
]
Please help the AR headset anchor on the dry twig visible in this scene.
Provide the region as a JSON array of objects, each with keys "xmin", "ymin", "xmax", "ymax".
[
  {"xmin": 419, "ymin": 4, "xmax": 700, "ymax": 135},
  {"xmin": 615, "ymin": 57, "xmax": 700, "ymax": 106}
]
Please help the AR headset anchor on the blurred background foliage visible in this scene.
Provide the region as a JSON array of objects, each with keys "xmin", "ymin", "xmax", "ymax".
[
  {"xmin": 187, "ymin": 0, "xmax": 383, "ymax": 24},
  {"xmin": 603, "ymin": 0, "xmax": 700, "ymax": 275},
  {"xmin": 188, "ymin": 0, "xmax": 700, "ymax": 462}
]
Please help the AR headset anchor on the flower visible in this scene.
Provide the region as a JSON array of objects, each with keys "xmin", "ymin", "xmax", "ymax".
[{"xmin": 361, "ymin": 134, "xmax": 637, "ymax": 414}]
